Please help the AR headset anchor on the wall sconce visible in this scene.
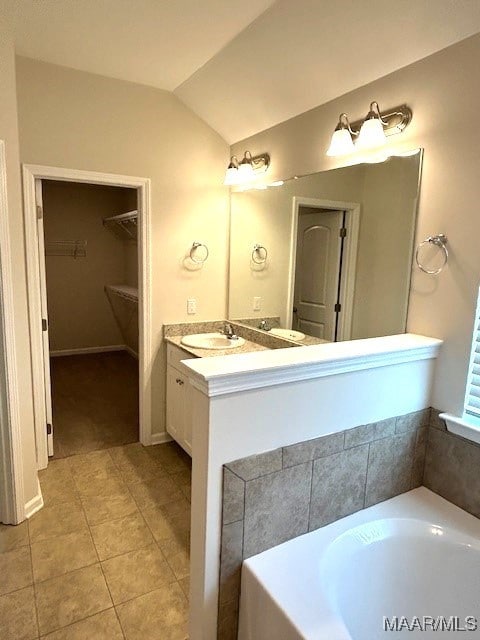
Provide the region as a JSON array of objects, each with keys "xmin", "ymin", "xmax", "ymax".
[
  {"xmin": 326, "ymin": 101, "xmax": 412, "ymax": 157},
  {"xmin": 224, "ymin": 151, "xmax": 270, "ymax": 185}
]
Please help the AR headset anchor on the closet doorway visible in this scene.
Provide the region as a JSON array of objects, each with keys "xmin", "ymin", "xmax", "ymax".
[{"xmin": 23, "ymin": 166, "xmax": 151, "ymax": 470}]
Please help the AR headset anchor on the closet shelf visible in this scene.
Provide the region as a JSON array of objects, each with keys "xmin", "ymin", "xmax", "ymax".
[
  {"xmin": 103, "ymin": 210, "xmax": 138, "ymax": 241},
  {"xmin": 105, "ymin": 284, "xmax": 138, "ymax": 303}
]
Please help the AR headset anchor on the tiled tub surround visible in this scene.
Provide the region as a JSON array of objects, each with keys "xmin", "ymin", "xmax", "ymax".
[
  {"xmin": 424, "ymin": 409, "xmax": 480, "ymax": 518},
  {"xmin": 218, "ymin": 408, "xmax": 431, "ymax": 640}
]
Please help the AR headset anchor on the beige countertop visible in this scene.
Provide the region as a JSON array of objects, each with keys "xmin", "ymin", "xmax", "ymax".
[{"xmin": 165, "ymin": 335, "xmax": 269, "ymax": 358}]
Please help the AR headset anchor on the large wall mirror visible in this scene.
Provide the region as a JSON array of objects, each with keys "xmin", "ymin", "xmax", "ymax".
[{"xmin": 228, "ymin": 150, "xmax": 422, "ymax": 344}]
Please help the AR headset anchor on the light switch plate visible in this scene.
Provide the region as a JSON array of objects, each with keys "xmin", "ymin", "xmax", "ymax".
[
  {"xmin": 187, "ymin": 298, "xmax": 196, "ymax": 315},
  {"xmin": 253, "ymin": 296, "xmax": 261, "ymax": 311}
]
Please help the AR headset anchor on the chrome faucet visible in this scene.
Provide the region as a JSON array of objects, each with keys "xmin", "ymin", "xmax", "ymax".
[
  {"xmin": 223, "ymin": 322, "xmax": 238, "ymax": 340},
  {"xmin": 258, "ymin": 319, "xmax": 271, "ymax": 331}
]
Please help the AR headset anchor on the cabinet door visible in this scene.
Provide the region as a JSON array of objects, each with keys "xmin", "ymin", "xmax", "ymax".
[
  {"xmin": 183, "ymin": 378, "xmax": 192, "ymax": 455},
  {"xmin": 166, "ymin": 366, "xmax": 185, "ymax": 443}
]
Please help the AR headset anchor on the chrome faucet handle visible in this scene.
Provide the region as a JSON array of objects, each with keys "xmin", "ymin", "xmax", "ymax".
[
  {"xmin": 258, "ymin": 320, "xmax": 271, "ymax": 331},
  {"xmin": 223, "ymin": 323, "xmax": 238, "ymax": 340}
]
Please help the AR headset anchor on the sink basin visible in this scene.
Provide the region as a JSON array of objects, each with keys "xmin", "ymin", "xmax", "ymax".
[
  {"xmin": 270, "ymin": 328, "xmax": 306, "ymax": 341},
  {"xmin": 180, "ymin": 332, "xmax": 246, "ymax": 350}
]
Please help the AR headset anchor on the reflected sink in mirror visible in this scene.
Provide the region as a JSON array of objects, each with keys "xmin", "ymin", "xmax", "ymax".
[
  {"xmin": 180, "ymin": 333, "xmax": 246, "ymax": 350},
  {"xmin": 270, "ymin": 328, "xmax": 305, "ymax": 341}
]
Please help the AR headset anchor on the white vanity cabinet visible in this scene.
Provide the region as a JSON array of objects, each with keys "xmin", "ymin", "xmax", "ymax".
[{"xmin": 166, "ymin": 343, "xmax": 196, "ymax": 456}]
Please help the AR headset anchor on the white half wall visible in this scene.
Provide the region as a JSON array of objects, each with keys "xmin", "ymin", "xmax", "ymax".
[{"xmin": 184, "ymin": 334, "xmax": 441, "ymax": 639}]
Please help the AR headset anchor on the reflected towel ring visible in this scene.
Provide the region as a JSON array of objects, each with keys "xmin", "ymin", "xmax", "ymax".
[
  {"xmin": 252, "ymin": 244, "xmax": 268, "ymax": 264},
  {"xmin": 190, "ymin": 242, "xmax": 209, "ymax": 264},
  {"xmin": 415, "ymin": 234, "xmax": 448, "ymax": 275}
]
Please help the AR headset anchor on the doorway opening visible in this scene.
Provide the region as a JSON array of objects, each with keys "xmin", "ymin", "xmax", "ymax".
[
  {"xmin": 23, "ymin": 165, "xmax": 151, "ymax": 470},
  {"xmin": 287, "ymin": 197, "xmax": 360, "ymax": 342},
  {"xmin": 41, "ymin": 180, "xmax": 139, "ymax": 457}
]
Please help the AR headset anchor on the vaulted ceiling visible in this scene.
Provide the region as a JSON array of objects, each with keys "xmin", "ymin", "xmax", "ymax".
[{"xmin": 11, "ymin": 0, "xmax": 480, "ymax": 143}]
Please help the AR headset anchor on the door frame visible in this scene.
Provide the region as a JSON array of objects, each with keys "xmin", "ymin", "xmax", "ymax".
[
  {"xmin": 287, "ymin": 197, "xmax": 360, "ymax": 342},
  {"xmin": 0, "ymin": 140, "xmax": 26, "ymax": 523},
  {"xmin": 22, "ymin": 164, "xmax": 152, "ymax": 470}
]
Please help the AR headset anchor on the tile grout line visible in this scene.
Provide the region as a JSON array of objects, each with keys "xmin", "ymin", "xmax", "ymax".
[{"xmin": 33, "ymin": 444, "xmax": 191, "ymax": 638}]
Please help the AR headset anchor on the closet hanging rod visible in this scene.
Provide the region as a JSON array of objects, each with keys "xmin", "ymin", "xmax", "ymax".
[
  {"xmin": 105, "ymin": 284, "xmax": 138, "ymax": 303},
  {"xmin": 103, "ymin": 210, "xmax": 138, "ymax": 224}
]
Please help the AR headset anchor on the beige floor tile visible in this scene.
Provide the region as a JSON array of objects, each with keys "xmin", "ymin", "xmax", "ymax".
[
  {"xmin": 39, "ymin": 458, "xmax": 72, "ymax": 482},
  {"xmin": 0, "ymin": 521, "xmax": 29, "ymax": 552},
  {"xmin": 160, "ymin": 498, "xmax": 191, "ymax": 519},
  {"xmin": 40, "ymin": 608, "xmax": 123, "ymax": 639},
  {"xmin": 68, "ymin": 450, "xmax": 118, "ymax": 478},
  {"xmin": 108, "ymin": 443, "xmax": 150, "ymax": 466},
  {"xmin": 128, "ymin": 477, "xmax": 183, "ymax": 511},
  {"xmin": 116, "ymin": 456, "xmax": 168, "ymax": 485},
  {"xmin": 73, "ymin": 474, "xmax": 126, "ymax": 498},
  {"xmin": 35, "ymin": 564, "xmax": 112, "ymax": 636},
  {"xmin": 0, "ymin": 586, "xmax": 38, "ymax": 640},
  {"xmin": 159, "ymin": 531, "xmax": 190, "ymax": 560},
  {"xmin": 142, "ymin": 505, "xmax": 191, "ymax": 543},
  {"xmin": 116, "ymin": 582, "xmax": 188, "ymax": 640},
  {"xmin": 165, "ymin": 548, "xmax": 190, "ymax": 581},
  {"xmin": 31, "ymin": 529, "xmax": 98, "ymax": 582},
  {"xmin": 29, "ymin": 501, "xmax": 87, "ymax": 543},
  {"xmin": 146, "ymin": 443, "xmax": 191, "ymax": 475},
  {"xmin": 81, "ymin": 488, "xmax": 138, "ymax": 526},
  {"xmin": 102, "ymin": 543, "xmax": 176, "ymax": 604},
  {"xmin": 40, "ymin": 474, "xmax": 78, "ymax": 507},
  {"xmin": 178, "ymin": 576, "xmax": 190, "ymax": 600},
  {"xmin": 0, "ymin": 545, "xmax": 33, "ymax": 595},
  {"xmin": 90, "ymin": 512, "xmax": 153, "ymax": 561}
]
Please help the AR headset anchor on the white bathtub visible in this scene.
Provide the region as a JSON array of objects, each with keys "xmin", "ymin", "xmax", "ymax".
[{"xmin": 238, "ymin": 488, "xmax": 480, "ymax": 640}]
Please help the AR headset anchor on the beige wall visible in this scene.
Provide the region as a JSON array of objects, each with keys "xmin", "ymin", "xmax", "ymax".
[
  {"xmin": 232, "ymin": 33, "xmax": 480, "ymax": 414},
  {"xmin": 229, "ymin": 156, "xmax": 419, "ymax": 339},
  {"xmin": 16, "ymin": 57, "xmax": 230, "ymax": 438},
  {"xmin": 0, "ymin": 27, "xmax": 38, "ymax": 507},
  {"xmin": 43, "ymin": 180, "xmax": 137, "ymax": 351}
]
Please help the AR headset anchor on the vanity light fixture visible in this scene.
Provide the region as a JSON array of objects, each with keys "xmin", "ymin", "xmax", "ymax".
[
  {"xmin": 223, "ymin": 150, "xmax": 270, "ymax": 185},
  {"xmin": 326, "ymin": 101, "xmax": 412, "ymax": 156},
  {"xmin": 356, "ymin": 101, "xmax": 388, "ymax": 150},
  {"xmin": 326, "ymin": 113, "xmax": 356, "ymax": 156}
]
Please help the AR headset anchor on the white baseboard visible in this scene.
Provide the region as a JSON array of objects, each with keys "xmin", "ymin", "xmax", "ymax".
[
  {"xmin": 25, "ymin": 480, "xmax": 43, "ymax": 519},
  {"xmin": 150, "ymin": 431, "xmax": 173, "ymax": 446},
  {"xmin": 50, "ymin": 345, "xmax": 127, "ymax": 357}
]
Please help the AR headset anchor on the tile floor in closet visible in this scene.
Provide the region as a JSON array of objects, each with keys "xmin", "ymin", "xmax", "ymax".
[{"xmin": 0, "ymin": 441, "xmax": 191, "ymax": 639}]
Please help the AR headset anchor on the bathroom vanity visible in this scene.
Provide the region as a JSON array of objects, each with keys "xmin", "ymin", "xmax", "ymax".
[{"xmin": 164, "ymin": 320, "xmax": 303, "ymax": 454}]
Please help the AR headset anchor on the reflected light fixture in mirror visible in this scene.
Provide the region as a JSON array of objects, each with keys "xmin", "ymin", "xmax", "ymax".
[
  {"xmin": 224, "ymin": 156, "xmax": 240, "ymax": 185},
  {"xmin": 223, "ymin": 150, "xmax": 271, "ymax": 186},
  {"xmin": 326, "ymin": 101, "xmax": 412, "ymax": 157},
  {"xmin": 326, "ymin": 113, "xmax": 356, "ymax": 156}
]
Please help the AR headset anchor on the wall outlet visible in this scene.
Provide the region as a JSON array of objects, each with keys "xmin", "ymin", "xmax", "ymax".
[
  {"xmin": 187, "ymin": 298, "xmax": 196, "ymax": 315},
  {"xmin": 253, "ymin": 296, "xmax": 262, "ymax": 311}
]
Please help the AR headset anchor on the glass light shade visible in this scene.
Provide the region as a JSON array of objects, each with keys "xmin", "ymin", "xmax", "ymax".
[
  {"xmin": 356, "ymin": 117, "xmax": 387, "ymax": 150},
  {"xmin": 326, "ymin": 128, "xmax": 355, "ymax": 156},
  {"xmin": 237, "ymin": 161, "xmax": 255, "ymax": 182},
  {"xmin": 224, "ymin": 166, "xmax": 239, "ymax": 186}
]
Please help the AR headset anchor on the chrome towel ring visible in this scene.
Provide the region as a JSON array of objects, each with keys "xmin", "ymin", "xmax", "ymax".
[
  {"xmin": 415, "ymin": 234, "xmax": 448, "ymax": 275},
  {"xmin": 252, "ymin": 244, "xmax": 268, "ymax": 264},
  {"xmin": 190, "ymin": 242, "xmax": 209, "ymax": 264}
]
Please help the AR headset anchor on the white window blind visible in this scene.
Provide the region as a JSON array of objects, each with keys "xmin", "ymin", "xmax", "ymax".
[{"xmin": 465, "ymin": 287, "xmax": 480, "ymax": 418}]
